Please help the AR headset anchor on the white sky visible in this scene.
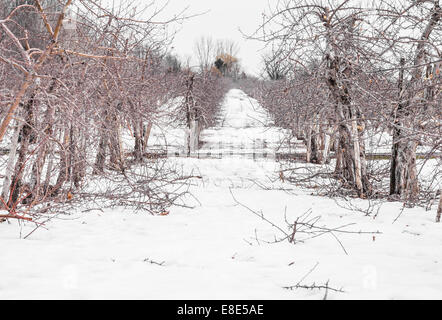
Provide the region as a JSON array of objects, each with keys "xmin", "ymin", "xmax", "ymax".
[
  {"xmin": 85, "ymin": 0, "xmax": 271, "ymax": 75},
  {"xmin": 161, "ymin": 0, "xmax": 271, "ymax": 76}
]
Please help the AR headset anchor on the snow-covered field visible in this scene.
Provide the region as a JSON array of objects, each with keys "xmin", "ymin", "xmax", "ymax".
[{"xmin": 0, "ymin": 89, "xmax": 441, "ymax": 300}]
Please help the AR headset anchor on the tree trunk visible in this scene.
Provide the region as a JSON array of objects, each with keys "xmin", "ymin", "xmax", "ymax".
[
  {"xmin": 54, "ymin": 126, "xmax": 71, "ymax": 195},
  {"xmin": 184, "ymin": 74, "xmax": 198, "ymax": 157},
  {"xmin": 390, "ymin": 58, "xmax": 420, "ymax": 200},
  {"xmin": 326, "ymin": 56, "xmax": 371, "ymax": 197},
  {"xmin": 391, "ymin": 133, "xmax": 419, "ymax": 199},
  {"xmin": 1, "ymin": 121, "xmax": 21, "ymax": 204},
  {"xmin": 305, "ymin": 124, "xmax": 312, "ymax": 163},
  {"xmin": 143, "ymin": 121, "xmax": 153, "ymax": 152},
  {"xmin": 350, "ymin": 106, "xmax": 363, "ymax": 193},
  {"xmin": 310, "ymin": 117, "xmax": 320, "ymax": 163},
  {"xmin": 70, "ymin": 125, "xmax": 84, "ymax": 189},
  {"xmin": 391, "ymin": 4, "xmax": 441, "ymax": 200},
  {"xmin": 43, "ymin": 153, "xmax": 54, "ymax": 196},
  {"xmin": 437, "ymin": 190, "xmax": 441, "ymax": 223},
  {"xmin": 109, "ymin": 118, "xmax": 124, "ymax": 172},
  {"xmin": 9, "ymin": 94, "xmax": 36, "ymax": 205},
  {"xmin": 30, "ymin": 102, "xmax": 54, "ymax": 200},
  {"xmin": 334, "ymin": 133, "xmax": 343, "ymax": 175},
  {"xmin": 94, "ymin": 129, "xmax": 108, "ymax": 174},
  {"xmin": 189, "ymin": 119, "xmax": 199, "ymax": 153},
  {"xmin": 94, "ymin": 112, "xmax": 110, "ymax": 174},
  {"xmin": 133, "ymin": 121, "xmax": 143, "ymax": 162},
  {"xmin": 319, "ymin": 125, "xmax": 333, "ymax": 165}
]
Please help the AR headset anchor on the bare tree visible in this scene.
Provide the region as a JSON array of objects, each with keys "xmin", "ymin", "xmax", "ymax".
[
  {"xmin": 181, "ymin": 69, "xmax": 229, "ymax": 155},
  {"xmin": 248, "ymin": 0, "xmax": 441, "ymax": 206},
  {"xmin": 250, "ymin": 0, "xmax": 376, "ymax": 197},
  {"xmin": 375, "ymin": 0, "xmax": 442, "ymax": 201},
  {"xmin": 262, "ymin": 47, "xmax": 290, "ymax": 80},
  {"xmin": 194, "ymin": 35, "xmax": 215, "ymax": 72},
  {"xmin": 0, "ymin": 0, "xmax": 201, "ymax": 221}
]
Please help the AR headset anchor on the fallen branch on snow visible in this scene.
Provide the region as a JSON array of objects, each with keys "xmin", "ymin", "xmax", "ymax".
[{"xmin": 229, "ymin": 188, "xmax": 382, "ymax": 255}]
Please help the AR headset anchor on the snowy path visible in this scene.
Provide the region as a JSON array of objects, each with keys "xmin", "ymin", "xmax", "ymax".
[
  {"xmin": 199, "ymin": 89, "xmax": 290, "ymax": 155},
  {"xmin": 1, "ymin": 89, "xmax": 441, "ymax": 299},
  {"xmin": 144, "ymin": 88, "xmax": 301, "ymax": 158}
]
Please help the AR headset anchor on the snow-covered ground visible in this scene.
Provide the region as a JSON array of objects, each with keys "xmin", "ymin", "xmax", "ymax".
[
  {"xmin": 135, "ymin": 89, "xmax": 299, "ymax": 157},
  {"xmin": 199, "ymin": 89, "xmax": 293, "ymax": 155},
  {"xmin": 0, "ymin": 89, "xmax": 441, "ymax": 300}
]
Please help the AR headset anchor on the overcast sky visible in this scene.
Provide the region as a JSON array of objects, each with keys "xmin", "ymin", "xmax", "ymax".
[{"xmin": 162, "ymin": 0, "xmax": 271, "ymax": 76}]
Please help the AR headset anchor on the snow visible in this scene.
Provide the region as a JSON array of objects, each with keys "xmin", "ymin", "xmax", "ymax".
[
  {"xmin": 0, "ymin": 89, "xmax": 441, "ymax": 300},
  {"xmin": 131, "ymin": 89, "xmax": 295, "ymax": 157},
  {"xmin": 200, "ymin": 89, "xmax": 292, "ymax": 155}
]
